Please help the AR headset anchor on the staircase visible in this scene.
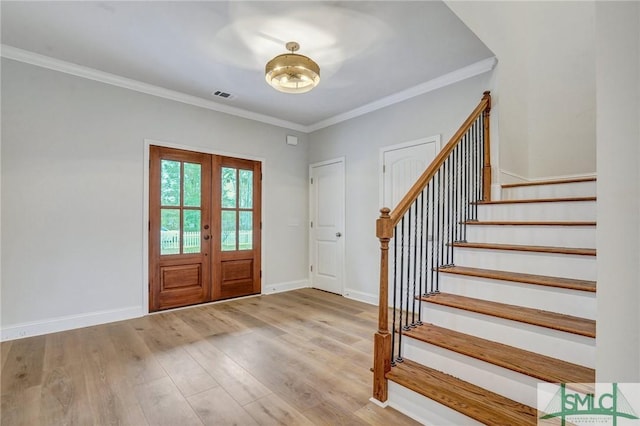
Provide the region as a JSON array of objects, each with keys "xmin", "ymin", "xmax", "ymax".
[{"xmin": 384, "ymin": 177, "xmax": 597, "ymax": 425}]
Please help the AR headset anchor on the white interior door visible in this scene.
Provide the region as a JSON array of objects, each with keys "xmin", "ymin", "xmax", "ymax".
[
  {"xmin": 309, "ymin": 158, "xmax": 345, "ymax": 295},
  {"xmin": 381, "ymin": 137, "xmax": 440, "ymax": 309},
  {"xmin": 381, "ymin": 136, "xmax": 440, "ymax": 209}
]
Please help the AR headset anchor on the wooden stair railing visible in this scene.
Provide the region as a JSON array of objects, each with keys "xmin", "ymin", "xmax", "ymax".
[{"xmin": 373, "ymin": 91, "xmax": 492, "ymax": 402}]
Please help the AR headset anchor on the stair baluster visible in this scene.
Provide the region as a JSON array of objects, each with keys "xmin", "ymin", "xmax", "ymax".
[{"xmin": 373, "ymin": 91, "xmax": 491, "ymax": 403}]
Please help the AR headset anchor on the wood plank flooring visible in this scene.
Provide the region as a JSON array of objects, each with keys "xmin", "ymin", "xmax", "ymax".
[{"xmin": 1, "ymin": 289, "xmax": 419, "ymax": 426}]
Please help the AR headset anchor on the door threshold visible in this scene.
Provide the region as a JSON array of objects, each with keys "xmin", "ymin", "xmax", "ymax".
[{"xmin": 148, "ymin": 292, "xmax": 262, "ymax": 315}]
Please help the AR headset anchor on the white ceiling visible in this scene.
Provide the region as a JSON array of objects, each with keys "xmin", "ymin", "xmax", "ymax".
[{"xmin": 0, "ymin": 1, "xmax": 494, "ymax": 132}]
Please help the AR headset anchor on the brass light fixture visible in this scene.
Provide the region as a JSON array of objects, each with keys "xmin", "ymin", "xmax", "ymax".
[{"xmin": 265, "ymin": 41, "xmax": 320, "ymax": 94}]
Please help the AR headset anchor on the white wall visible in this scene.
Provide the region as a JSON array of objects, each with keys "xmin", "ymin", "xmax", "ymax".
[
  {"xmin": 446, "ymin": 1, "xmax": 596, "ymax": 180},
  {"xmin": 308, "ymin": 73, "xmax": 492, "ymax": 303},
  {"xmin": 595, "ymin": 1, "xmax": 640, "ymax": 383},
  {"xmin": 449, "ymin": 0, "xmax": 639, "ymax": 384},
  {"xmin": 1, "ymin": 59, "xmax": 310, "ymax": 339}
]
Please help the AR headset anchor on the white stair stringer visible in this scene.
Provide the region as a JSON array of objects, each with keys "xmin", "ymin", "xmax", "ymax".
[
  {"xmin": 501, "ymin": 179, "xmax": 596, "ymax": 200},
  {"xmin": 420, "ymin": 303, "xmax": 595, "ymax": 368},
  {"xmin": 402, "ymin": 337, "xmax": 542, "ymax": 408},
  {"xmin": 476, "ymin": 200, "xmax": 596, "ymax": 221},
  {"xmin": 464, "ymin": 223, "xmax": 596, "ymax": 248},
  {"xmin": 453, "ymin": 247, "xmax": 596, "ymax": 281},
  {"xmin": 387, "ymin": 381, "xmax": 483, "ymax": 426},
  {"xmin": 439, "ymin": 274, "xmax": 596, "ymax": 320}
]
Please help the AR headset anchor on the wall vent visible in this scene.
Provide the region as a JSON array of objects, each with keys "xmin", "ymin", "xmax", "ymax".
[{"xmin": 212, "ymin": 90, "xmax": 235, "ymax": 100}]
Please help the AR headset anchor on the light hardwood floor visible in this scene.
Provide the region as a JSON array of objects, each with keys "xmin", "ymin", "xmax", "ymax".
[{"xmin": 1, "ymin": 289, "xmax": 419, "ymax": 425}]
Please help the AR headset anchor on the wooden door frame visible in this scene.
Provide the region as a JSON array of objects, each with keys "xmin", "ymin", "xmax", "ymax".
[
  {"xmin": 308, "ymin": 157, "xmax": 346, "ymax": 295},
  {"xmin": 378, "ymin": 135, "xmax": 441, "ymax": 210},
  {"xmin": 142, "ymin": 139, "xmax": 265, "ymax": 314}
]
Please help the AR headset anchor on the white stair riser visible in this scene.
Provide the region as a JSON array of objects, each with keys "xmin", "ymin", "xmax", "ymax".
[
  {"xmin": 477, "ymin": 201, "xmax": 596, "ymax": 221},
  {"xmin": 502, "ymin": 180, "xmax": 596, "ymax": 200},
  {"xmin": 439, "ymin": 275, "xmax": 596, "ymax": 320},
  {"xmin": 403, "ymin": 338, "xmax": 540, "ymax": 407},
  {"xmin": 421, "ymin": 304, "xmax": 595, "ymax": 368},
  {"xmin": 385, "ymin": 179, "xmax": 599, "ymax": 425},
  {"xmin": 453, "ymin": 248, "xmax": 596, "ymax": 281},
  {"xmin": 465, "ymin": 225, "xmax": 595, "ymax": 248},
  {"xmin": 388, "ymin": 382, "xmax": 483, "ymax": 426}
]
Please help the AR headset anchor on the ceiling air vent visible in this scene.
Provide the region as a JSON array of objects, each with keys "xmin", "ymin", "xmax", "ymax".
[{"xmin": 212, "ymin": 90, "xmax": 235, "ymax": 100}]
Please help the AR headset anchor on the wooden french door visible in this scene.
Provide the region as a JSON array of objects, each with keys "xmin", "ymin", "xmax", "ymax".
[
  {"xmin": 149, "ymin": 146, "xmax": 261, "ymax": 312},
  {"xmin": 212, "ymin": 156, "xmax": 262, "ymax": 300}
]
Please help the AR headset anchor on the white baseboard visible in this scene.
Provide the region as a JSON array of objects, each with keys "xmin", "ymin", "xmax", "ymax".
[
  {"xmin": 499, "ymin": 169, "xmax": 529, "ymax": 184},
  {"xmin": 1, "ymin": 306, "xmax": 143, "ymax": 342},
  {"xmin": 500, "ymin": 169, "xmax": 597, "ymax": 184},
  {"xmin": 262, "ymin": 279, "xmax": 309, "ymax": 295},
  {"xmin": 369, "ymin": 397, "xmax": 388, "ymax": 408},
  {"xmin": 343, "ymin": 288, "xmax": 378, "ymax": 305},
  {"xmin": 1, "ymin": 280, "xmax": 312, "ymax": 342}
]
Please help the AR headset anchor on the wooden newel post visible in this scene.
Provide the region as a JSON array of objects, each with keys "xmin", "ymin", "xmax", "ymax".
[
  {"xmin": 373, "ymin": 207, "xmax": 393, "ymax": 402},
  {"xmin": 482, "ymin": 91, "xmax": 492, "ymax": 201}
]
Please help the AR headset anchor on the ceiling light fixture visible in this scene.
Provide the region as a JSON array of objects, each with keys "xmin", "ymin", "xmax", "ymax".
[{"xmin": 265, "ymin": 41, "xmax": 320, "ymax": 94}]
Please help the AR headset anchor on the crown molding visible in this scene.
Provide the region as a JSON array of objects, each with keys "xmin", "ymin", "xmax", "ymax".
[
  {"xmin": 306, "ymin": 56, "xmax": 497, "ymax": 133},
  {"xmin": 0, "ymin": 44, "xmax": 308, "ymax": 132},
  {"xmin": 1, "ymin": 44, "xmax": 496, "ymax": 134}
]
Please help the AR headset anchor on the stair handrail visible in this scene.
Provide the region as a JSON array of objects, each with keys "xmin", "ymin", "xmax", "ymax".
[{"xmin": 372, "ymin": 91, "xmax": 491, "ymax": 403}]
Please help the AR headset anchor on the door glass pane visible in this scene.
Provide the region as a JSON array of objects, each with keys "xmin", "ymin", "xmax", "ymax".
[
  {"xmin": 239, "ymin": 211, "xmax": 253, "ymax": 250},
  {"xmin": 221, "ymin": 167, "xmax": 237, "ymax": 208},
  {"xmin": 161, "ymin": 160, "xmax": 181, "ymax": 206},
  {"xmin": 221, "ymin": 210, "xmax": 236, "ymax": 251},
  {"xmin": 183, "ymin": 210, "xmax": 201, "ymax": 254},
  {"xmin": 239, "ymin": 170, "xmax": 253, "ymax": 209},
  {"xmin": 183, "ymin": 163, "xmax": 201, "ymax": 207},
  {"xmin": 161, "ymin": 208, "xmax": 180, "ymax": 255}
]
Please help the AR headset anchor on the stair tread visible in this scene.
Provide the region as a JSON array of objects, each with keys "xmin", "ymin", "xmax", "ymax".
[
  {"xmin": 476, "ymin": 196, "xmax": 596, "ymax": 205},
  {"xmin": 502, "ymin": 177, "xmax": 596, "ymax": 189},
  {"xmin": 421, "ymin": 293, "xmax": 596, "ymax": 337},
  {"xmin": 439, "ymin": 265, "xmax": 596, "ymax": 292},
  {"xmin": 404, "ymin": 323, "xmax": 595, "ymax": 383},
  {"xmin": 465, "ymin": 220, "xmax": 596, "ymax": 226},
  {"xmin": 387, "ymin": 359, "xmax": 538, "ymax": 425},
  {"xmin": 452, "ymin": 241, "xmax": 596, "ymax": 256}
]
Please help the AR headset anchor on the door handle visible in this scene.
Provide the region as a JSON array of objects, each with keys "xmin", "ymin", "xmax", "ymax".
[
  {"xmin": 203, "ymin": 234, "xmax": 211, "ymax": 240},
  {"xmin": 336, "ymin": 232, "xmax": 342, "ymax": 237}
]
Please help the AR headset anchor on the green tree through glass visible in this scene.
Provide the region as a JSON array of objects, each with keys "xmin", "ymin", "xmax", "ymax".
[
  {"xmin": 161, "ymin": 160, "xmax": 180, "ymax": 206},
  {"xmin": 160, "ymin": 160, "xmax": 202, "ymax": 255},
  {"xmin": 222, "ymin": 167, "xmax": 236, "ymax": 208},
  {"xmin": 183, "ymin": 163, "xmax": 201, "ymax": 207},
  {"xmin": 239, "ymin": 170, "xmax": 253, "ymax": 208}
]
